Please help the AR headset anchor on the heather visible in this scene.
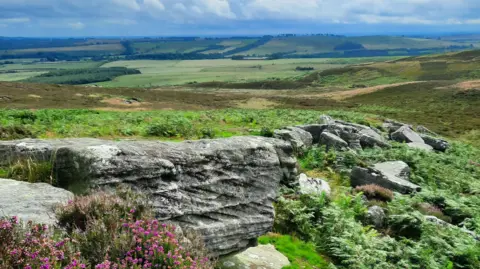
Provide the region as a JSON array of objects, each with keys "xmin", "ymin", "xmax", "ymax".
[{"xmin": 0, "ymin": 188, "xmax": 213, "ymax": 269}]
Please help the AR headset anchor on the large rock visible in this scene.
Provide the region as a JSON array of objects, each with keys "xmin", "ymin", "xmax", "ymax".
[
  {"xmin": 366, "ymin": 206, "xmax": 386, "ymax": 229},
  {"xmin": 298, "ymin": 173, "xmax": 331, "ymax": 196},
  {"xmin": 274, "ymin": 127, "xmax": 313, "ymax": 151},
  {"xmin": 218, "ymin": 244, "xmax": 290, "ymax": 269},
  {"xmin": 318, "ymin": 114, "xmax": 335, "ymax": 125},
  {"xmin": 319, "ymin": 132, "xmax": 349, "ymax": 150},
  {"xmin": 391, "ymin": 126, "xmax": 424, "ymax": 144},
  {"xmin": 373, "ymin": 161, "xmax": 411, "ymax": 180},
  {"xmin": 407, "ymin": 142, "xmax": 434, "ymax": 151},
  {"xmin": 425, "ymin": 216, "xmax": 479, "ymax": 240},
  {"xmin": 0, "ymin": 137, "xmax": 298, "ymax": 257},
  {"xmin": 383, "ymin": 119, "xmax": 411, "ymax": 133},
  {"xmin": 351, "ymin": 162, "xmax": 421, "ymax": 194},
  {"xmin": 0, "ymin": 178, "xmax": 73, "ymax": 225},
  {"xmin": 296, "ymin": 124, "xmax": 328, "ymax": 144},
  {"xmin": 421, "ymin": 135, "xmax": 449, "ymax": 152}
]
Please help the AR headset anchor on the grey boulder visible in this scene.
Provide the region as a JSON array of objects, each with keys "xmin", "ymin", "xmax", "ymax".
[
  {"xmin": 274, "ymin": 127, "xmax": 313, "ymax": 151},
  {"xmin": 373, "ymin": 161, "xmax": 411, "ymax": 180},
  {"xmin": 218, "ymin": 244, "xmax": 290, "ymax": 269},
  {"xmin": 0, "ymin": 137, "xmax": 297, "ymax": 257},
  {"xmin": 319, "ymin": 131, "xmax": 349, "ymax": 150},
  {"xmin": 0, "ymin": 178, "xmax": 73, "ymax": 226},
  {"xmin": 351, "ymin": 161, "xmax": 421, "ymax": 194},
  {"xmin": 298, "ymin": 173, "xmax": 331, "ymax": 196},
  {"xmin": 366, "ymin": 206, "xmax": 386, "ymax": 229},
  {"xmin": 421, "ymin": 135, "xmax": 449, "ymax": 152},
  {"xmin": 296, "ymin": 124, "xmax": 328, "ymax": 144},
  {"xmin": 318, "ymin": 114, "xmax": 335, "ymax": 125},
  {"xmin": 425, "ymin": 216, "xmax": 479, "ymax": 240},
  {"xmin": 407, "ymin": 142, "xmax": 434, "ymax": 152},
  {"xmin": 391, "ymin": 126, "xmax": 425, "ymax": 144}
]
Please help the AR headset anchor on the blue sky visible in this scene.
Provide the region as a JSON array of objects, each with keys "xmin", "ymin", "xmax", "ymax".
[{"xmin": 1, "ymin": 0, "xmax": 480, "ymax": 37}]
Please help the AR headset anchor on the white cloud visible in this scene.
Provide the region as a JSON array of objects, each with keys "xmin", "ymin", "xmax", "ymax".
[
  {"xmin": 105, "ymin": 18, "xmax": 138, "ymax": 25},
  {"xmin": 144, "ymin": 0, "xmax": 165, "ymax": 11},
  {"xmin": 68, "ymin": 22, "xmax": 85, "ymax": 30},
  {"xmin": 111, "ymin": 0, "xmax": 141, "ymax": 10},
  {"xmin": 0, "ymin": 17, "xmax": 30, "ymax": 23},
  {"xmin": 173, "ymin": 3, "xmax": 187, "ymax": 11}
]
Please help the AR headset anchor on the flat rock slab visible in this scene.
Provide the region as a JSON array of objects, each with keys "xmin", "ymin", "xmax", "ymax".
[
  {"xmin": 219, "ymin": 244, "xmax": 290, "ymax": 269},
  {"xmin": 298, "ymin": 173, "xmax": 331, "ymax": 196},
  {"xmin": 351, "ymin": 165, "xmax": 421, "ymax": 194},
  {"xmin": 391, "ymin": 126, "xmax": 425, "ymax": 144},
  {"xmin": 407, "ymin": 142, "xmax": 434, "ymax": 151},
  {"xmin": 0, "ymin": 137, "xmax": 297, "ymax": 257},
  {"xmin": 0, "ymin": 178, "xmax": 73, "ymax": 225}
]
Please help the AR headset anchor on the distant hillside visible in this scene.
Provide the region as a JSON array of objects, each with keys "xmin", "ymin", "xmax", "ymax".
[{"xmin": 0, "ymin": 35, "xmax": 478, "ymax": 61}]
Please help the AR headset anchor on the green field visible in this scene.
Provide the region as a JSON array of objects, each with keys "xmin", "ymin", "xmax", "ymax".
[
  {"xmin": 241, "ymin": 36, "xmax": 474, "ymax": 56},
  {"xmin": 96, "ymin": 57, "xmax": 399, "ymax": 87}
]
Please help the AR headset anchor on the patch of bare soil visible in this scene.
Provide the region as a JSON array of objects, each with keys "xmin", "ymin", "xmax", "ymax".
[
  {"xmin": 101, "ymin": 97, "xmax": 147, "ymax": 107},
  {"xmin": 235, "ymin": 98, "xmax": 280, "ymax": 109},
  {"xmin": 316, "ymin": 81, "xmax": 424, "ymax": 100},
  {"xmin": 450, "ymin": 80, "xmax": 480, "ymax": 91}
]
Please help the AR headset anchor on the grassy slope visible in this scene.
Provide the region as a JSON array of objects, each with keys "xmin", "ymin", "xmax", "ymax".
[
  {"xmin": 243, "ymin": 36, "xmax": 469, "ymax": 55},
  {"xmin": 96, "ymin": 57, "xmax": 398, "ymax": 87}
]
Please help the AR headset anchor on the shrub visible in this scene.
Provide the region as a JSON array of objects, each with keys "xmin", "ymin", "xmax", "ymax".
[
  {"xmin": 55, "ymin": 188, "xmax": 213, "ymax": 268},
  {"xmin": 0, "ymin": 217, "xmax": 86, "ymax": 268},
  {"xmin": 145, "ymin": 117, "xmax": 194, "ymax": 138},
  {"xmin": 7, "ymin": 158, "xmax": 55, "ymax": 185},
  {"xmin": 416, "ymin": 203, "xmax": 452, "ymax": 223},
  {"xmin": 353, "ymin": 184, "xmax": 394, "ymax": 202}
]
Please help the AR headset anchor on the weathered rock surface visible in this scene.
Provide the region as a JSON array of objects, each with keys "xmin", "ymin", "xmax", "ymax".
[
  {"xmin": 319, "ymin": 132, "xmax": 349, "ymax": 150},
  {"xmin": 0, "ymin": 137, "xmax": 297, "ymax": 256},
  {"xmin": 298, "ymin": 173, "xmax": 331, "ymax": 196},
  {"xmin": 391, "ymin": 126, "xmax": 425, "ymax": 144},
  {"xmin": 407, "ymin": 142, "xmax": 434, "ymax": 151},
  {"xmin": 425, "ymin": 216, "xmax": 479, "ymax": 240},
  {"xmin": 373, "ymin": 161, "xmax": 411, "ymax": 181},
  {"xmin": 421, "ymin": 135, "xmax": 449, "ymax": 152},
  {"xmin": 296, "ymin": 124, "xmax": 327, "ymax": 144},
  {"xmin": 351, "ymin": 162, "xmax": 421, "ymax": 194},
  {"xmin": 218, "ymin": 244, "xmax": 290, "ymax": 269},
  {"xmin": 274, "ymin": 127, "xmax": 313, "ymax": 151},
  {"xmin": 366, "ymin": 206, "xmax": 386, "ymax": 229},
  {"xmin": 297, "ymin": 119, "xmax": 390, "ymax": 150},
  {"xmin": 383, "ymin": 119, "xmax": 411, "ymax": 133},
  {"xmin": 0, "ymin": 178, "xmax": 73, "ymax": 225},
  {"xmin": 318, "ymin": 114, "xmax": 335, "ymax": 125}
]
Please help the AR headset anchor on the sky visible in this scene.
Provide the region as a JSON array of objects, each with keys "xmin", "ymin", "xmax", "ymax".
[{"xmin": 1, "ymin": 0, "xmax": 480, "ymax": 37}]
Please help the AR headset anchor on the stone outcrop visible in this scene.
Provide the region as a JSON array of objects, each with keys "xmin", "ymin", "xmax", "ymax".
[
  {"xmin": 350, "ymin": 161, "xmax": 421, "ymax": 194},
  {"xmin": 0, "ymin": 178, "xmax": 73, "ymax": 225},
  {"xmin": 425, "ymin": 216, "xmax": 479, "ymax": 240},
  {"xmin": 0, "ymin": 137, "xmax": 297, "ymax": 257},
  {"xmin": 366, "ymin": 206, "xmax": 386, "ymax": 229},
  {"xmin": 421, "ymin": 135, "xmax": 449, "ymax": 152},
  {"xmin": 296, "ymin": 124, "xmax": 328, "ymax": 144},
  {"xmin": 296, "ymin": 118, "xmax": 389, "ymax": 151},
  {"xmin": 407, "ymin": 142, "xmax": 434, "ymax": 151},
  {"xmin": 298, "ymin": 173, "xmax": 331, "ymax": 196},
  {"xmin": 319, "ymin": 132, "xmax": 349, "ymax": 150},
  {"xmin": 391, "ymin": 126, "xmax": 425, "ymax": 144},
  {"xmin": 218, "ymin": 244, "xmax": 290, "ymax": 269},
  {"xmin": 274, "ymin": 127, "xmax": 313, "ymax": 151}
]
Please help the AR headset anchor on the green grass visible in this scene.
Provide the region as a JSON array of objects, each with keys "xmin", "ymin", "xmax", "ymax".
[
  {"xmin": 0, "ymin": 109, "xmax": 379, "ymax": 140},
  {"xmin": 97, "ymin": 58, "xmax": 398, "ymax": 87},
  {"xmin": 258, "ymin": 234, "xmax": 330, "ymax": 269},
  {"xmin": 242, "ymin": 36, "xmax": 467, "ymax": 56}
]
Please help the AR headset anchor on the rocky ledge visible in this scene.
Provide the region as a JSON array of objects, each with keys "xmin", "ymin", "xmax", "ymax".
[{"xmin": 0, "ymin": 136, "xmax": 297, "ymax": 257}]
